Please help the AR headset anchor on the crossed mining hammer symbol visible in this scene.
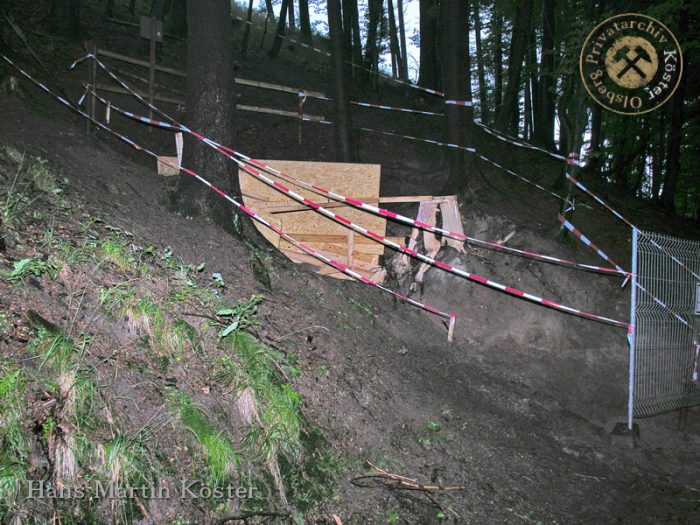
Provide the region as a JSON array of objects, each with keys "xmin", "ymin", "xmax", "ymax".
[{"xmin": 613, "ymin": 44, "xmax": 652, "ymax": 79}]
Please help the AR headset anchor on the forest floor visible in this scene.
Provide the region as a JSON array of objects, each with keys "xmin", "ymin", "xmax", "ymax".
[{"xmin": 0, "ymin": 2, "xmax": 699, "ymax": 524}]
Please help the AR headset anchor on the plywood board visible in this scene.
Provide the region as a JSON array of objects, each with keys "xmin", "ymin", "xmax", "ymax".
[{"xmin": 239, "ymin": 160, "xmax": 386, "ymax": 281}]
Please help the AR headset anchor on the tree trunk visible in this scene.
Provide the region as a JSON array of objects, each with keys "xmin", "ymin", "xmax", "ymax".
[
  {"xmin": 328, "ymin": 0, "xmax": 353, "ymax": 161},
  {"xmin": 496, "ymin": 0, "xmax": 533, "ymax": 134},
  {"xmin": 492, "ymin": 6, "xmax": 503, "ymax": 116},
  {"xmin": 52, "ymin": 0, "xmax": 81, "ymax": 35},
  {"xmin": 298, "ymin": 0, "xmax": 312, "ymax": 44},
  {"xmin": 473, "ymin": 0, "xmax": 488, "ymax": 122},
  {"xmin": 418, "ymin": 0, "xmax": 440, "ymax": 89},
  {"xmin": 661, "ymin": 8, "xmax": 687, "ymax": 212},
  {"xmin": 387, "ymin": 0, "xmax": 402, "ymax": 78},
  {"xmin": 288, "ymin": 0, "xmax": 295, "ymax": 31},
  {"xmin": 105, "ymin": 0, "xmax": 115, "ymax": 18},
  {"xmin": 526, "ymin": 29, "xmax": 538, "ymax": 140},
  {"xmin": 349, "ymin": 0, "xmax": 363, "ymax": 70},
  {"xmin": 167, "ymin": 0, "xmax": 187, "ymax": 37},
  {"xmin": 129, "ymin": 0, "xmax": 136, "ymax": 16},
  {"xmin": 341, "ymin": 0, "xmax": 353, "ymax": 63},
  {"xmin": 651, "ymin": 111, "xmax": 666, "ymax": 201},
  {"xmin": 441, "ymin": 0, "xmax": 472, "ymax": 194},
  {"xmin": 265, "ymin": 0, "xmax": 275, "ymax": 22},
  {"xmin": 534, "ymin": 0, "xmax": 555, "ymax": 148},
  {"xmin": 397, "ymin": 0, "xmax": 409, "ymax": 80},
  {"xmin": 364, "ymin": 0, "xmax": 382, "ymax": 82},
  {"xmin": 269, "ymin": 0, "xmax": 289, "ymax": 58},
  {"xmin": 240, "ymin": 0, "xmax": 254, "ymax": 57},
  {"xmin": 171, "ymin": 0, "xmax": 237, "ymax": 231}
]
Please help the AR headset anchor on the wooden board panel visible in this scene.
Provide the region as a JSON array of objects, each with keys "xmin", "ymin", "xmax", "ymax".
[{"xmin": 239, "ymin": 160, "xmax": 386, "ymax": 281}]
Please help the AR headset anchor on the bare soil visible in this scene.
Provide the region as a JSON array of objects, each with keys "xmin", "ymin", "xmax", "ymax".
[{"xmin": 1, "ymin": 2, "xmax": 699, "ymax": 524}]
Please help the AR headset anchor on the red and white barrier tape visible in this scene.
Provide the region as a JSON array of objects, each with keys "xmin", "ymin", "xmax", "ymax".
[
  {"xmin": 4, "ymin": 53, "xmax": 457, "ymax": 324},
  {"xmin": 73, "ymin": 50, "xmax": 473, "ymax": 242},
  {"xmin": 559, "ymin": 214, "xmax": 691, "ymax": 329},
  {"xmin": 87, "ymin": 93, "xmax": 630, "ymax": 279},
  {"xmin": 445, "ymin": 100, "xmax": 473, "ymax": 107},
  {"xmin": 557, "ymin": 215, "xmax": 626, "ymax": 275},
  {"xmin": 475, "ymin": 122, "xmax": 575, "ymax": 164},
  {"xmin": 565, "ymin": 173, "xmax": 700, "ymax": 282},
  {"xmin": 351, "ymin": 101, "xmax": 443, "ymax": 117},
  {"xmin": 83, "ymin": 94, "xmax": 628, "ymax": 329}
]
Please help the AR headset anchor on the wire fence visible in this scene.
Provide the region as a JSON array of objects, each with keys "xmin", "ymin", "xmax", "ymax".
[{"xmin": 633, "ymin": 229, "xmax": 700, "ymax": 416}]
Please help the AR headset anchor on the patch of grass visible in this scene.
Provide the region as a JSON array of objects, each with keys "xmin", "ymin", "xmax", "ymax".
[
  {"xmin": 99, "ymin": 235, "xmax": 139, "ymax": 273},
  {"xmin": 166, "ymin": 389, "xmax": 239, "ymax": 485},
  {"xmin": 0, "ymin": 361, "xmax": 29, "ymax": 517}
]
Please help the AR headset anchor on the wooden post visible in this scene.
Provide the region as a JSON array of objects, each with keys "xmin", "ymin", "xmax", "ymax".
[
  {"xmin": 86, "ymin": 41, "xmax": 97, "ymax": 134},
  {"xmin": 148, "ymin": 16, "xmax": 156, "ymax": 126}
]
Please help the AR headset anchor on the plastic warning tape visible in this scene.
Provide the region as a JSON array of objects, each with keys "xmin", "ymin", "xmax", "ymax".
[
  {"xmin": 559, "ymin": 214, "xmax": 691, "ymax": 328},
  {"xmin": 475, "ymin": 122, "xmax": 574, "ymax": 164},
  {"xmin": 74, "ymin": 53, "xmax": 578, "ymax": 214},
  {"xmin": 565, "ymin": 174, "xmax": 700, "ymax": 282},
  {"xmin": 87, "ymin": 93, "xmax": 630, "ymax": 279},
  {"xmin": 557, "ymin": 215, "xmax": 626, "ymax": 274},
  {"xmin": 80, "ymin": 73, "xmax": 630, "ymax": 329},
  {"xmin": 4, "ymin": 53, "xmax": 457, "ymax": 322},
  {"xmin": 72, "ymin": 53, "xmax": 471, "ymax": 242},
  {"xmin": 359, "ymin": 127, "xmax": 476, "ymax": 153},
  {"xmin": 445, "ymin": 100, "xmax": 473, "ymax": 107},
  {"xmin": 351, "ymin": 101, "xmax": 443, "ymax": 116}
]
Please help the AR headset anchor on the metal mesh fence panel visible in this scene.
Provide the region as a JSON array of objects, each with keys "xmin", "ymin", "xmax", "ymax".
[{"xmin": 634, "ymin": 230, "xmax": 700, "ymax": 416}]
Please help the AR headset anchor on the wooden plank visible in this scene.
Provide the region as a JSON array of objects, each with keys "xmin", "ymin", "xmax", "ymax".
[
  {"xmin": 237, "ymin": 104, "xmax": 327, "ymax": 122},
  {"xmin": 97, "ymin": 48, "xmax": 186, "ymax": 77},
  {"xmin": 95, "ymin": 82, "xmax": 185, "ymax": 105},
  {"xmin": 240, "ymin": 160, "xmax": 386, "ymax": 281}
]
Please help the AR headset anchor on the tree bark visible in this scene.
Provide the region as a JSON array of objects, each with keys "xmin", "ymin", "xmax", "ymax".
[
  {"xmin": 349, "ymin": 0, "xmax": 363, "ymax": 69},
  {"xmin": 265, "ymin": 0, "xmax": 275, "ymax": 22},
  {"xmin": 105, "ymin": 0, "xmax": 115, "ymax": 18},
  {"xmin": 328, "ymin": 0, "xmax": 353, "ymax": 161},
  {"xmin": 397, "ymin": 0, "xmax": 409, "ymax": 80},
  {"xmin": 364, "ymin": 0, "xmax": 382, "ymax": 82},
  {"xmin": 170, "ymin": 0, "xmax": 237, "ymax": 230},
  {"xmin": 661, "ymin": 7, "xmax": 687, "ymax": 212},
  {"xmin": 268, "ymin": 0, "xmax": 290, "ymax": 58},
  {"xmin": 496, "ymin": 0, "xmax": 533, "ymax": 134},
  {"xmin": 298, "ymin": 0, "xmax": 312, "ymax": 45},
  {"xmin": 441, "ymin": 0, "xmax": 472, "ymax": 194},
  {"xmin": 473, "ymin": 0, "xmax": 488, "ymax": 123},
  {"xmin": 418, "ymin": 0, "xmax": 440, "ymax": 89},
  {"xmin": 288, "ymin": 0, "xmax": 296, "ymax": 31},
  {"xmin": 533, "ymin": 0, "xmax": 555, "ymax": 148},
  {"xmin": 240, "ymin": 0, "xmax": 254, "ymax": 57},
  {"xmin": 492, "ymin": 6, "xmax": 503, "ymax": 116},
  {"xmin": 387, "ymin": 0, "xmax": 401, "ymax": 78}
]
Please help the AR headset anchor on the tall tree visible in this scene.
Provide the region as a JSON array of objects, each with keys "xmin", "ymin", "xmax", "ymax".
[
  {"xmin": 492, "ymin": 5, "xmax": 503, "ymax": 117},
  {"xmin": 418, "ymin": 0, "xmax": 440, "ymax": 89},
  {"xmin": 496, "ymin": 0, "xmax": 533, "ymax": 134},
  {"xmin": 50, "ymin": 0, "xmax": 81, "ymax": 35},
  {"xmin": 442, "ymin": 0, "xmax": 473, "ymax": 194},
  {"xmin": 269, "ymin": 0, "xmax": 290, "ymax": 58},
  {"xmin": 240, "ymin": 0, "xmax": 254, "ymax": 57},
  {"xmin": 473, "ymin": 0, "xmax": 489, "ymax": 122},
  {"xmin": 397, "ymin": 0, "xmax": 409, "ymax": 80},
  {"xmin": 364, "ymin": 0, "xmax": 383, "ymax": 78},
  {"xmin": 661, "ymin": 30, "xmax": 687, "ymax": 210},
  {"xmin": 298, "ymin": 0, "xmax": 312, "ymax": 44},
  {"xmin": 533, "ymin": 0, "xmax": 556, "ymax": 148},
  {"xmin": 387, "ymin": 0, "xmax": 402, "ymax": 78},
  {"xmin": 170, "ymin": 0, "xmax": 237, "ymax": 229},
  {"xmin": 328, "ymin": 0, "xmax": 353, "ymax": 161},
  {"xmin": 288, "ymin": 0, "xmax": 296, "ymax": 31}
]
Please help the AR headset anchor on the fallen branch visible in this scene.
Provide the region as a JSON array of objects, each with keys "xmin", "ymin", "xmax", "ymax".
[{"xmin": 351, "ymin": 461, "xmax": 464, "ymax": 507}]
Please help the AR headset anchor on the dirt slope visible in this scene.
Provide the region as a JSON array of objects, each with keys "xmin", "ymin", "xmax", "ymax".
[{"xmin": 1, "ymin": 4, "xmax": 699, "ymax": 524}]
